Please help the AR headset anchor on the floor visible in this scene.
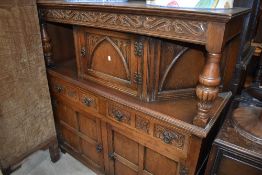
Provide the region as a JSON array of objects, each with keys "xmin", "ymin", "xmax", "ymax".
[{"xmin": 11, "ymin": 150, "xmax": 96, "ymax": 175}]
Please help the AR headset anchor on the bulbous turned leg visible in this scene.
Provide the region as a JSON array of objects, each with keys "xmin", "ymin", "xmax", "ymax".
[
  {"xmin": 193, "ymin": 53, "xmax": 221, "ymax": 127},
  {"xmin": 40, "ymin": 21, "xmax": 55, "ymax": 67}
]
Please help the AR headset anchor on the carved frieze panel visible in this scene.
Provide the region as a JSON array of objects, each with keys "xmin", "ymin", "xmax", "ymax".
[
  {"xmin": 154, "ymin": 124, "xmax": 185, "ymax": 149},
  {"xmin": 65, "ymin": 86, "xmax": 79, "ymax": 102},
  {"xmin": 135, "ymin": 115, "xmax": 150, "ymax": 134},
  {"xmin": 39, "ymin": 8, "xmax": 207, "ymax": 43}
]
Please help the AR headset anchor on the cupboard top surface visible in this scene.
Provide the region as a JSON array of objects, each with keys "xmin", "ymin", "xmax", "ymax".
[
  {"xmin": 37, "ymin": 0, "xmax": 249, "ymax": 22},
  {"xmin": 47, "ymin": 60, "xmax": 231, "ymax": 138}
]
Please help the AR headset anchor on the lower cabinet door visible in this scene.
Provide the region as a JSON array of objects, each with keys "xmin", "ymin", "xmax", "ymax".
[
  {"xmin": 107, "ymin": 125, "xmax": 139, "ymax": 175},
  {"xmin": 107, "ymin": 125, "xmax": 180, "ymax": 175},
  {"xmin": 78, "ymin": 112, "xmax": 104, "ymax": 171},
  {"xmin": 53, "ymin": 100, "xmax": 105, "ymax": 173}
]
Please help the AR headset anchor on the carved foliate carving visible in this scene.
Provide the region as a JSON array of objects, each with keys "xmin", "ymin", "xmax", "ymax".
[
  {"xmin": 135, "ymin": 115, "xmax": 149, "ymax": 133},
  {"xmin": 154, "ymin": 125, "xmax": 185, "ymax": 149},
  {"xmin": 39, "ymin": 8, "xmax": 207, "ymax": 42}
]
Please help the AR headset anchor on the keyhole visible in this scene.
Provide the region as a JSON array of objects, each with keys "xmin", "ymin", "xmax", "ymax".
[{"xmin": 108, "ymin": 56, "xmax": 112, "ymax": 62}]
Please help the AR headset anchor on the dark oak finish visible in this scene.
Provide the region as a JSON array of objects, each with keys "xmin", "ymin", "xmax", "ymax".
[
  {"xmin": 38, "ymin": 0, "xmax": 249, "ymax": 126},
  {"xmin": 37, "ymin": 1, "xmax": 249, "ymax": 174},
  {"xmin": 47, "ymin": 61, "xmax": 229, "ymax": 175},
  {"xmin": 205, "ymin": 119, "xmax": 262, "ymax": 175}
]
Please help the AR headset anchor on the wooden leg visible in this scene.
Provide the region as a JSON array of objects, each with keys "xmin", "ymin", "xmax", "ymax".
[
  {"xmin": 60, "ymin": 147, "xmax": 67, "ymax": 154},
  {"xmin": 1, "ymin": 167, "xmax": 11, "ymax": 175},
  {"xmin": 194, "ymin": 53, "xmax": 221, "ymax": 127},
  {"xmin": 49, "ymin": 140, "xmax": 60, "ymax": 163},
  {"xmin": 40, "ymin": 21, "xmax": 55, "ymax": 67}
]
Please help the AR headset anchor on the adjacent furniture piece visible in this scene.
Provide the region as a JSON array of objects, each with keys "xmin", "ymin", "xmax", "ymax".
[
  {"xmin": 231, "ymin": 0, "xmax": 261, "ymax": 95},
  {"xmin": 0, "ymin": 1, "xmax": 60, "ymax": 175},
  {"xmin": 37, "ymin": 1, "xmax": 249, "ymax": 174},
  {"xmin": 205, "ymin": 119, "xmax": 262, "ymax": 175}
]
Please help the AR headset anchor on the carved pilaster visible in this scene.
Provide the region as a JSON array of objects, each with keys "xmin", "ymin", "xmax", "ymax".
[
  {"xmin": 40, "ymin": 21, "xmax": 55, "ymax": 67},
  {"xmin": 194, "ymin": 53, "xmax": 221, "ymax": 127}
]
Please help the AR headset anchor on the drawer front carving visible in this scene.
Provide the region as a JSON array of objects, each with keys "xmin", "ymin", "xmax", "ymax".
[
  {"xmin": 135, "ymin": 115, "xmax": 150, "ymax": 134},
  {"xmin": 154, "ymin": 125, "xmax": 185, "ymax": 149},
  {"xmin": 108, "ymin": 104, "xmax": 131, "ymax": 125},
  {"xmin": 79, "ymin": 90, "xmax": 98, "ymax": 111},
  {"xmin": 65, "ymin": 85, "xmax": 79, "ymax": 102},
  {"xmin": 50, "ymin": 78, "xmax": 99, "ymax": 111}
]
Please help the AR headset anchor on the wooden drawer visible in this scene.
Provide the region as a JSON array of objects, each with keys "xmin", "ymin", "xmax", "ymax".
[
  {"xmin": 107, "ymin": 102, "xmax": 132, "ymax": 126},
  {"xmin": 79, "ymin": 90, "xmax": 99, "ymax": 112},
  {"xmin": 153, "ymin": 124, "xmax": 185, "ymax": 150},
  {"xmin": 49, "ymin": 78, "xmax": 99, "ymax": 112},
  {"xmin": 50, "ymin": 79, "xmax": 66, "ymax": 96},
  {"xmin": 74, "ymin": 27, "xmax": 143, "ymax": 98},
  {"xmin": 107, "ymin": 101, "xmax": 188, "ymax": 154}
]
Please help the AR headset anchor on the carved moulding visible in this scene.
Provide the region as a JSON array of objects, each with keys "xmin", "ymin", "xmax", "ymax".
[{"xmin": 39, "ymin": 8, "xmax": 207, "ymax": 43}]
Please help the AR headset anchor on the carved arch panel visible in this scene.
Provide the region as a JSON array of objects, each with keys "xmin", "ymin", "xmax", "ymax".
[
  {"xmin": 158, "ymin": 41, "xmax": 206, "ymax": 93},
  {"xmin": 75, "ymin": 27, "xmax": 140, "ymax": 97},
  {"xmin": 88, "ymin": 35, "xmax": 131, "ymax": 81}
]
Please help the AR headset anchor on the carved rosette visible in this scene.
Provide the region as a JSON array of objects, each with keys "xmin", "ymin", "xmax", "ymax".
[
  {"xmin": 154, "ymin": 125, "xmax": 185, "ymax": 149},
  {"xmin": 39, "ymin": 8, "xmax": 207, "ymax": 42},
  {"xmin": 194, "ymin": 53, "xmax": 221, "ymax": 127}
]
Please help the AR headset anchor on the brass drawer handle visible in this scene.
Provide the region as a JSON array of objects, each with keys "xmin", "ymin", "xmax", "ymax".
[
  {"xmin": 162, "ymin": 131, "xmax": 176, "ymax": 144},
  {"xmin": 108, "ymin": 152, "xmax": 115, "ymax": 160},
  {"xmin": 82, "ymin": 97, "xmax": 93, "ymax": 107},
  {"xmin": 112, "ymin": 109, "xmax": 124, "ymax": 122},
  {"xmin": 54, "ymin": 85, "xmax": 63, "ymax": 93},
  {"xmin": 96, "ymin": 144, "xmax": 103, "ymax": 153}
]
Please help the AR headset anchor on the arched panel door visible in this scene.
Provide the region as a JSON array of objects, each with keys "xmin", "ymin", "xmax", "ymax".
[{"xmin": 75, "ymin": 27, "xmax": 143, "ymax": 98}]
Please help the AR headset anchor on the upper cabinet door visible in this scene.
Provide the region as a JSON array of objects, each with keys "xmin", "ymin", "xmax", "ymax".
[{"xmin": 74, "ymin": 27, "xmax": 143, "ymax": 98}]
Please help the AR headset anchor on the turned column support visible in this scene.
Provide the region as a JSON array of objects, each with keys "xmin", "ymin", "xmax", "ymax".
[
  {"xmin": 40, "ymin": 20, "xmax": 55, "ymax": 67},
  {"xmin": 194, "ymin": 53, "xmax": 221, "ymax": 127},
  {"xmin": 193, "ymin": 21, "xmax": 226, "ymax": 128}
]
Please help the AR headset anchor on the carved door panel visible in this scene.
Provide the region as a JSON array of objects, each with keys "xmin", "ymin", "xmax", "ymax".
[
  {"xmin": 54, "ymin": 100, "xmax": 81, "ymax": 152},
  {"xmin": 78, "ymin": 112, "xmax": 104, "ymax": 171},
  {"xmin": 53, "ymin": 100, "xmax": 104, "ymax": 172},
  {"xmin": 74, "ymin": 27, "xmax": 143, "ymax": 97},
  {"xmin": 106, "ymin": 125, "xmax": 182, "ymax": 175},
  {"xmin": 143, "ymin": 148, "xmax": 179, "ymax": 175},
  {"xmin": 107, "ymin": 125, "xmax": 139, "ymax": 175}
]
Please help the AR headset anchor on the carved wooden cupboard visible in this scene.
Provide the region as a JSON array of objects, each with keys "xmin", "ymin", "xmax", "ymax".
[{"xmin": 37, "ymin": 1, "xmax": 249, "ymax": 175}]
